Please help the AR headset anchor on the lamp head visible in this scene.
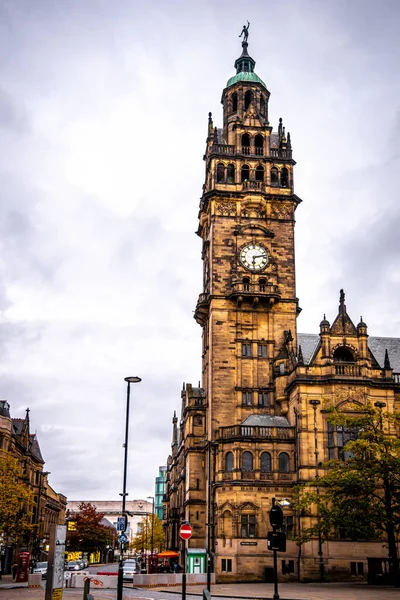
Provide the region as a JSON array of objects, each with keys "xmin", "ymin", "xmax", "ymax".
[{"xmin": 124, "ymin": 376, "xmax": 142, "ymax": 383}]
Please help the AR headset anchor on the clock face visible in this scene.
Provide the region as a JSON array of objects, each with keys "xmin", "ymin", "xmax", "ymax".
[{"xmin": 240, "ymin": 244, "xmax": 268, "ymax": 271}]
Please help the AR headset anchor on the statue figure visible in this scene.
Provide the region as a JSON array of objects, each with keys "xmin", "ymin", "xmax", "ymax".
[{"xmin": 239, "ymin": 21, "xmax": 250, "ymax": 42}]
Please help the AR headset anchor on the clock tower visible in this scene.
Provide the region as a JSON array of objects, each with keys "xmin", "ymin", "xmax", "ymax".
[
  {"xmin": 164, "ymin": 33, "xmax": 400, "ymax": 585},
  {"xmin": 185, "ymin": 37, "xmax": 301, "ymax": 580}
]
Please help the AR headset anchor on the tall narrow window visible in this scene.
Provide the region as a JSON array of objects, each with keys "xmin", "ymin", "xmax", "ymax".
[
  {"xmin": 225, "ymin": 452, "xmax": 234, "ymax": 472},
  {"xmin": 232, "ymin": 92, "xmax": 238, "ymax": 113},
  {"xmin": 242, "ymin": 342, "xmax": 252, "ymax": 357},
  {"xmin": 280, "ymin": 167, "xmax": 289, "ymax": 187},
  {"xmin": 279, "ymin": 452, "xmax": 290, "ymax": 473},
  {"xmin": 255, "ymin": 165, "xmax": 264, "ymax": 182},
  {"xmin": 260, "ymin": 452, "xmax": 271, "ymax": 473},
  {"xmin": 270, "ymin": 167, "xmax": 279, "ymax": 186},
  {"xmin": 258, "ymin": 343, "xmax": 268, "ymax": 358},
  {"xmin": 244, "ymin": 90, "xmax": 252, "ymax": 110},
  {"xmin": 258, "ymin": 278, "xmax": 266, "ymax": 292},
  {"xmin": 241, "ymin": 165, "xmax": 250, "ymax": 182},
  {"xmin": 242, "ymin": 451, "xmax": 253, "ymax": 471},
  {"xmin": 260, "ymin": 95, "xmax": 266, "ymax": 116},
  {"xmin": 241, "ymin": 514, "xmax": 256, "ymax": 537},
  {"xmin": 242, "ymin": 277, "xmax": 250, "ymax": 291},
  {"xmin": 241, "ymin": 134, "xmax": 250, "ymax": 155},
  {"xmin": 258, "ymin": 391, "xmax": 269, "ymax": 407},
  {"xmin": 216, "ymin": 163, "xmax": 225, "ymax": 183},
  {"xmin": 255, "ymin": 135, "xmax": 263, "ymax": 156},
  {"xmin": 227, "ymin": 164, "xmax": 235, "ymax": 184},
  {"xmin": 242, "ymin": 391, "xmax": 253, "ymax": 406}
]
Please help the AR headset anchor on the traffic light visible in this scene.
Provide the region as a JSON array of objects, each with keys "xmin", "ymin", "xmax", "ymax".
[{"xmin": 269, "ymin": 505, "xmax": 284, "ymax": 529}]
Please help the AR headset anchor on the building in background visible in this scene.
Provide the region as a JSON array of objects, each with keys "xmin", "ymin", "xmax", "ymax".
[
  {"xmin": 67, "ymin": 499, "xmax": 152, "ymax": 544},
  {"xmin": 155, "ymin": 465, "xmax": 167, "ymax": 520},
  {"xmin": 0, "ymin": 400, "xmax": 67, "ymax": 571},
  {"xmin": 163, "ymin": 37, "xmax": 400, "ymax": 583}
]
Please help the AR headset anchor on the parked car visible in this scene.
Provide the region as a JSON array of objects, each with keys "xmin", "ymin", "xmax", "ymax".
[
  {"xmin": 122, "ymin": 559, "xmax": 138, "ymax": 580},
  {"xmin": 33, "ymin": 562, "xmax": 48, "ymax": 579},
  {"xmin": 66, "ymin": 561, "xmax": 82, "ymax": 571}
]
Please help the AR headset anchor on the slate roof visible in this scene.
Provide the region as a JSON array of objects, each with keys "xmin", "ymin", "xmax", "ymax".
[
  {"xmin": 298, "ymin": 333, "xmax": 400, "ymax": 372},
  {"xmin": 242, "ymin": 414, "xmax": 291, "ymax": 427},
  {"xmin": 12, "ymin": 418, "xmax": 25, "ymax": 435},
  {"xmin": 30, "ymin": 434, "xmax": 44, "ymax": 462}
]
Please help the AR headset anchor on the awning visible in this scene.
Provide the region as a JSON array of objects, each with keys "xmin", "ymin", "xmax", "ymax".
[{"xmin": 157, "ymin": 551, "xmax": 180, "ymax": 558}]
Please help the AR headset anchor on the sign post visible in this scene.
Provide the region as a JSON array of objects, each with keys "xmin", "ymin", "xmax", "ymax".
[
  {"xmin": 268, "ymin": 498, "xmax": 285, "ymax": 600},
  {"xmin": 45, "ymin": 524, "xmax": 67, "ymax": 600},
  {"xmin": 179, "ymin": 522, "xmax": 192, "ymax": 600}
]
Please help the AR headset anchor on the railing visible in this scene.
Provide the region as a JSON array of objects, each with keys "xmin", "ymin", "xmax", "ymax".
[
  {"xmin": 270, "ymin": 148, "xmax": 292, "ymax": 159},
  {"xmin": 221, "ymin": 470, "xmax": 294, "ymax": 482},
  {"xmin": 210, "ymin": 143, "xmax": 235, "ymax": 155},
  {"xmin": 335, "ymin": 363, "xmax": 362, "ymax": 376},
  {"xmin": 209, "ymin": 144, "xmax": 291, "ymax": 159},
  {"xmin": 230, "ymin": 282, "xmax": 279, "ymax": 296},
  {"xmin": 242, "ymin": 180, "xmax": 263, "ymax": 191},
  {"xmin": 218, "ymin": 425, "xmax": 295, "ymax": 440}
]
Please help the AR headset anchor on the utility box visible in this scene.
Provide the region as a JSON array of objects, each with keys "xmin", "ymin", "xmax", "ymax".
[{"xmin": 186, "ymin": 548, "xmax": 207, "ymax": 574}]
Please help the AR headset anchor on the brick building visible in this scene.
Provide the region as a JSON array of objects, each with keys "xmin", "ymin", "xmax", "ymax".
[{"xmin": 163, "ymin": 38, "xmax": 400, "ymax": 583}]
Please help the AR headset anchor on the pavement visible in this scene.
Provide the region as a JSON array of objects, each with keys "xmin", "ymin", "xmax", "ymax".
[{"xmin": 0, "ymin": 578, "xmax": 400, "ymax": 600}]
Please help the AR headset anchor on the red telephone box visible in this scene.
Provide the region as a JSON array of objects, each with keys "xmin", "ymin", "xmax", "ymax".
[
  {"xmin": 148, "ymin": 554, "xmax": 158, "ymax": 574},
  {"xmin": 16, "ymin": 552, "xmax": 30, "ymax": 583}
]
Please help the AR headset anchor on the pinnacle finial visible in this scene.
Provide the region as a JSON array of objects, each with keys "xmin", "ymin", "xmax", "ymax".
[{"xmin": 384, "ymin": 349, "xmax": 391, "ymax": 370}]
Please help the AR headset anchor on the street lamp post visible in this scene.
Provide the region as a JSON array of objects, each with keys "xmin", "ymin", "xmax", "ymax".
[
  {"xmin": 147, "ymin": 496, "xmax": 155, "ymax": 556},
  {"xmin": 117, "ymin": 376, "xmax": 141, "ymax": 600},
  {"xmin": 309, "ymin": 399, "xmax": 324, "ymax": 582}
]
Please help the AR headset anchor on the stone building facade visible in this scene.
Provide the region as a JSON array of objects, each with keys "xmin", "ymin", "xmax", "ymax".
[
  {"xmin": 163, "ymin": 39, "xmax": 400, "ymax": 583},
  {"xmin": 0, "ymin": 400, "xmax": 67, "ymax": 570}
]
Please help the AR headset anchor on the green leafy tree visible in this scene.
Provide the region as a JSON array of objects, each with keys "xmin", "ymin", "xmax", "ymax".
[
  {"xmin": 66, "ymin": 502, "xmax": 115, "ymax": 560},
  {"xmin": 0, "ymin": 451, "xmax": 34, "ymax": 545},
  {"xmin": 130, "ymin": 514, "xmax": 165, "ymax": 553},
  {"xmin": 294, "ymin": 404, "xmax": 400, "ymax": 586}
]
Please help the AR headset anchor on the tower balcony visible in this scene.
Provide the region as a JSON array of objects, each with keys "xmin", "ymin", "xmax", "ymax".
[
  {"xmin": 194, "ymin": 292, "xmax": 210, "ymax": 325},
  {"xmin": 217, "ymin": 424, "xmax": 295, "ymax": 441},
  {"xmin": 228, "ymin": 281, "xmax": 281, "ymax": 304},
  {"xmin": 209, "ymin": 143, "xmax": 292, "ymax": 160}
]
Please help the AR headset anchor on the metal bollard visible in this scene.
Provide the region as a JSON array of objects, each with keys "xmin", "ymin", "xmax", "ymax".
[
  {"xmin": 83, "ymin": 578, "xmax": 90, "ymax": 600},
  {"xmin": 203, "ymin": 588, "xmax": 212, "ymax": 600}
]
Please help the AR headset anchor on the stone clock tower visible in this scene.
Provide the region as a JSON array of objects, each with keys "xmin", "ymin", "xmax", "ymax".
[{"xmin": 164, "ymin": 35, "xmax": 400, "ymax": 583}]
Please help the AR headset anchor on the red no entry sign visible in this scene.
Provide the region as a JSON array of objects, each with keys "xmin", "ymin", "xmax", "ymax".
[{"xmin": 179, "ymin": 523, "xmax": 192, "ymax": 540}]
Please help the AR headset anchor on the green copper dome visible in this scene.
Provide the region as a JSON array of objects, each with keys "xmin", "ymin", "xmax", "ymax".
[
  {"xmin": 226, "ymin": 40, "xmax": 267, "ymax": 90},
  {"xmin": 226, "ymin": 71, "xmax": 266, "ymax": 89}
]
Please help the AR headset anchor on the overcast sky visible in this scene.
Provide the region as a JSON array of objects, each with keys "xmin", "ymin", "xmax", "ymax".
[{"xmin": 1, "ymin": 0, "xmax": 400, "ymax": 502}]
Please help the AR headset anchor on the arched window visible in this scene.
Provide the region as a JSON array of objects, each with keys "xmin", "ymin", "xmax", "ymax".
[
  {"xmin": 259, "ymin": 278, "xmax": 266, "ymax": 292},
  {"xmin": 232, "ymin": 92, "xmax": 238, "ymax": 113},
  {"xmin": 227, "ymin": 164, "xmax": 235, "ymax": 184},
  {"xmin": 255, "ymin": 135, "xmax": 263, "ymax": 156},
  {"xmin": 270, "ymin": 167, "xmax": 279, "ymax": 186},
  {"xmin": 225, "ymin": 452, "xmax": 234, "ymax": 472},
  {"xmin": 216, "ymin": 163, "xmax": 225, "ymax": 183},
  {"xmin": 241, "ymin": 165, "xmax": 250, "ymax": 182},
  {"xmin": 260, "ymin": 452, "xmax": 271, "ymax": 473},
  {"xmin": 280, "ymin": 167, "xmax": 289, "ymax": 188},
  {"xmin": 242, "ymin": 277, "xmax": 250, "ymax": 292},
  {"xmin": 255, "ymin": 165, "xmax": 264, "ymax": 182},
  {"xmin": 333, "ymin": 347, "xmax": 354, "ymax": 362},
  {"xmin": 279, "ymin": 452, "xmax": 290, "ymax": 473},
  {"xmin": 241, "ymin": 134, "xmax": 250, "ymax": 155},
  {"xmin": 193, "ymin": 414, "xmax": 202, "ymax": 426},
  {"xmin": 242, "ymin": 451, "xmax": 253, "ymax": 472},
  {"xmin": 245, "ymin": 90, "xmax": 252, "ymax": 110}
]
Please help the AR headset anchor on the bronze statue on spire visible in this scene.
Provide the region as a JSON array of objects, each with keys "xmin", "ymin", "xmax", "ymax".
[{"xmin": 239, "ymin": 21, "xmax": 250, "ymax": 42}]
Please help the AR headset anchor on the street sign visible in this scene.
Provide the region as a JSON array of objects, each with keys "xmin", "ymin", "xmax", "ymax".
[
  {"xmin": 269, "ymin": 504, "xmax": 284, "ymax": 529},
  {"xmin": 267, "ymin": 531, "xmax": 286, "ymax": 552},
  {"xmin": 119, "ymin": 533, "xmax": 128, "ymax": 544},
  {"xmin": 179, "ymin": 523, "xmax": 192, "ymax": 540},
  {"xmin": 117, "ymin": 516, "xmax": 127, "ymax": 531}
]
